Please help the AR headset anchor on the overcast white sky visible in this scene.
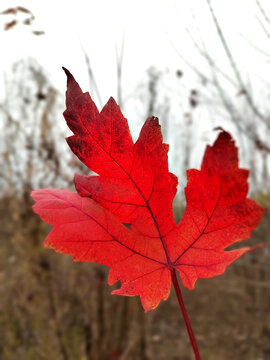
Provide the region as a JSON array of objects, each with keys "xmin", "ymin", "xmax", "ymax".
[
  {"xmin": 1, "ymin": 0, "xmax": 269, "ymax": 99},
  {"xmin": 0, "ymin": 0, "xmax": 269, "ymax": 186}
]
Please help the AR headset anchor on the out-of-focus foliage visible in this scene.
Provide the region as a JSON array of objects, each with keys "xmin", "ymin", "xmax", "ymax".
[
  {"xmin": 0, "ymin": 192, "xmax": 269, "ymax": 359},
  {"xmin": 0, "ymin": 59, "xmax": 89, "ymax": 195}
]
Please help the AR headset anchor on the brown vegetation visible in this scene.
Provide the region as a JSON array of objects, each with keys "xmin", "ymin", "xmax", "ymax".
[{"xmin": 0, "ymin": 192, "xmax": 269, "ymax": 359}]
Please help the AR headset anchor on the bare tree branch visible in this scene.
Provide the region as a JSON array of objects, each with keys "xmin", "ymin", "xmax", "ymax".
[{"xmin": 205, "ymin": 0, "xmax": 268, "ymax": 126}]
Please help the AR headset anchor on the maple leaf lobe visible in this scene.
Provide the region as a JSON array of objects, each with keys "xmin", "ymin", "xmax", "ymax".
[{"xmin": 164, "ymin": 130, "xmax": 264, "ymax": 289}]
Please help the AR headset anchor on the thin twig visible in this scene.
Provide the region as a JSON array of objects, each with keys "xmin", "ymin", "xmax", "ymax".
[
  {"xmin": 256, "ymin": 0, "xmax": 270, "ymax": 26},
  {"xmin": 240, "ymin": 33, "xmax": 270, "ymax": 57},
  {"xmin": 80, "ymin": 42, "xmax": 103, "ymax": 107},
  {"xmin": 115, "ymin": 31, "xmax": 125, "ymax": 108}
]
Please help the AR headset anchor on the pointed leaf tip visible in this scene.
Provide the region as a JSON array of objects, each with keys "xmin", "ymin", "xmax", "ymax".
[
  {"xmin": 62, "ymin": 68, "xmax": 83, "ymax": 105},
  {"xmin": 62, "ymin": 67, "xmax": 74, "ymax": 82},
  {"xmin": 62, "ymin": 66, "xmax": 71, "ymax": 75},
  {"xmin": 217, "ymin": 129, "xmax": 232, "ymax": 141},
  {"xmin": 107, "ymin": 96, "xmax": 117, "ymax": 104}
]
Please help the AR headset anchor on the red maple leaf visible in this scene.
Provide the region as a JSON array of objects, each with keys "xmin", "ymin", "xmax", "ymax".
[{"xmin": 31, "ymin": 69, "xmax": 264, "ymax": 314}]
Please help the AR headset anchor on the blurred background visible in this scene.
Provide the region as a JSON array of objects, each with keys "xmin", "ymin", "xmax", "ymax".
[{"xmin": 0, "ymin": 0, "xmax": 270, "ymax": 359}]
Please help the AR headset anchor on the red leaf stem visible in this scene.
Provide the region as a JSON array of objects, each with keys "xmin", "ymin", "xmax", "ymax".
[{"xmin": 171, "ymin": 269, "xmax": 201, "ymax": 360}]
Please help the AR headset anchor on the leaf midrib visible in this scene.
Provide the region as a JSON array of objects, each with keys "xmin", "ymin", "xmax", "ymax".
[{"xmin": 74, "ymin": 111, "xmax": 173, "ymax": 266}]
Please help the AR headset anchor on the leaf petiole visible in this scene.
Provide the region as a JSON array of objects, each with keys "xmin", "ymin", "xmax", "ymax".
[{"xmin": 170, "ymin": 269, "xmax": 201, "ymax": 360}]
